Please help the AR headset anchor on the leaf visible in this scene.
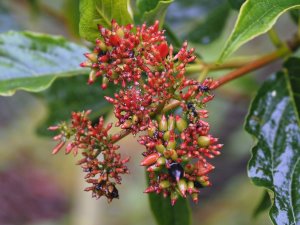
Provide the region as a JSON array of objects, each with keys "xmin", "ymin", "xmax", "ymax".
[
  {"xmin": 227, "ymin": 0, "xmax": 245, "ymax": 10},
  {"xmin": 79, "ymin": 0, "xmax": 133, "ymax": 42},
  {"xmin": 219, "ymin": 0, "xmax": 300, "ymax": 62},
  {"xmin": 142, "ymin": 1, "xmax": 174, "ymax": 26},
  {"xmin": 36, "ymin": 75, "xmax": 113, "ymax": 136},
  {"xmin": 146, "ymin": 171, "xmax": 191, "ymax": 225},
  {"xmin": 290, "ymin": 9, "xmax": 300, "ymax": 25},
  {"xmin": 137, "ymin": 0, "xmax": 160, "ymax": 15},
  {"xmin": 185, "ymin": 1, "xmax": 230, "ymax": 45},
  {"xmin": 148, "ymin": 193, "xmax": 191, "ymax": 225},
  {"xmin": 64, "ymin": 0, "xmax": 80, "ymax": 36},
  {"xmin": 252, "ymin": 190, "xmax": 272, "ymax": 218},
  {"xmin": 0, "ymin": 31, "xmax": 88, "ymax": 96},
  {"xmin": 245, "ymin": 57, "xmax": 300, "ymax": 225}
]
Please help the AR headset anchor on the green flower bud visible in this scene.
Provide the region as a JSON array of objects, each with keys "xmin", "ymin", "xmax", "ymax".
[
  {"xmin": 159, "ymin": 180, "xmax": 170, "ymax": 189},
  {"xmin": 163, "ymin": 150, "xmax": 171, "ymax": 159},
  {"xmin": 148, "ymin": 126, "xmax": 156, "ymax": 137},
  {"xmin": 187, "ymin": 181, "xmax": 194, "ymax": 191},
  {"xmin": 163, "ymin": 131, "xmax": 170, "ymax": 141},
  {"xmin": 177, "ymin": 179, "xmax": 187, "ymax": 197},
  {"xmin": 167, "ymin": 140, "xmax": 176, "ymax": 150},
  {"xmin": 176, "ymin": 116, "xmax": 187, "ymax": 132},
  {"xmin": 159, "ymin": 115, "xmax": 168, "ymax": 131},
  {"xmin": 181, "ymin": 155, "xmax": 190, "ymax": 162},
  {"xmin": 197, "ymin": 136, "xmax": 210, "ymax": 147},
  {"xmin": 167, "ymin": 115, "xmax": 175, "ymax": 130},
  {"xmin": 88, "ymin": 69, "xmax": 97, "ymax": 83},
  {"xmin": 184, "ymin": 164, "xmax": 194, "ymax": 173},
  {"xmin": 116, "ymin": 28, "xmax": 124, "ymax": 38},
  {"xmin": 96, "ymin": 40, "xmax": 107, "ymax": 51},
  {"xmin": 170, "ymin": 149, "xmax": 178, "ymax": 161},
  {"xmin": 155, "ymin": 143, "xmax": 166, "ymax": 154},
  {"xmin": 170, "ymin": 191, "xmax": 179, "ymax": 206},
  {"xmin": 156, "ymin": 157, "xmax": 166, "ymax": 166}
]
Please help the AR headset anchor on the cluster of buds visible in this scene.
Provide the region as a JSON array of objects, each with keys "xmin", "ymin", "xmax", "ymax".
[
  {"xmin": 139, "ymin": 79, "xmax": 222, "ymax": 205},
  {"xmin": 50, "ymin": 20, "xmax": 222, "ymax": 204},
  {"xmin": 49, "ymin": 110, "xmax": 129, "ymax": 202},
  {"xmin": 81, "ymin": 19, "xmax": 196, "ymax": 133}
]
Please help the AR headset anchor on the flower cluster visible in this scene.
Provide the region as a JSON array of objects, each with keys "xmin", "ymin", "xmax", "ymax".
[
  {"xmin": 51, "ymin": 20, "xmax": 222, "ymax": 204},
  {"xmin": 138, "ymin": 79, "xmax": 222, "ymax": 205},
  {"xmin": 49, "ymin": 110, "xmax": 129, "ymax": 202},
  {"xmin": 81, "ymin": 20, "xmax": 196, "ymax": 133}
]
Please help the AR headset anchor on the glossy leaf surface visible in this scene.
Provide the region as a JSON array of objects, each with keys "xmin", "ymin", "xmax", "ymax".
[
  {"xmin": 246, "ymin": 57, "xmax": 300, "ymax": 225},
  {"xmin": 0, "ymin": 31, "xmax": 88, "ymax": 96}
]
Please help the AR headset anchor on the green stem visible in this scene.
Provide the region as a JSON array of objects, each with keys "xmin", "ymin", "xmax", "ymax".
[{"xmin": 268, "ymin": 28, "xmax": 284, "ymax": 48}]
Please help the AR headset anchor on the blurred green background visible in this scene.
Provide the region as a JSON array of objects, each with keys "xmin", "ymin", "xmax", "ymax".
[{"xmin": 1, "ymin": 0, "xmax": 295, "ymax": 224}]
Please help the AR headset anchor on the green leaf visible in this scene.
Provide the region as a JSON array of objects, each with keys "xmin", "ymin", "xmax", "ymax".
[
  {"xmin": 79, "ymin": 0, "xmax": 133, "ymax": 42},
  {"xmin": 64, "ymin": 0, "xmax": 80, "ymax": 36},
  {"xmin": 227, "ymin": 0, "xmax": 245, "ymax": 10},
  {"xmin": 245, "ymin": 57, "xmax": 300, "ymax": 225},
  {"xmin": 290, "ymin": 9, "xmax": 300, "ymax": 25},
  {"xmin": 185, "ymin": 1, "xmax": 230, "ymax": 45},
  {"xmin": 0, "ymin": 31, "xmax": 88, "ymax": 96},
  {"xmin": 141, "ymin": 1, "xmax": 173, "ymax": 26},
  {"xmin": 219, "ymin": 0, "xmax": 300, "ymax": 62},
  {"xmin": 146, "ymin": 171, "xmax": 191, "ymax": 225},
  {"xmin": 148, "ymin": 193, "xmax": 191, "ymax": 225},
  {"xmin": 36, "ymin": 75, "xmax": 113, "ymax": 136},
  {"xmin": 137, "ymin": 0, "xmax": 160, "ymax": 15},
  {"xmin": 252, "ymin": 190, "xmax": 272, "ymax": 218}
]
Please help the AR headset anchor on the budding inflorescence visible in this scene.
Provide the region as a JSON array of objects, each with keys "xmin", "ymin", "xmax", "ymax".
[{"xmin": 50, "ymin": 20, "xmax": 222, "ymax": 205}]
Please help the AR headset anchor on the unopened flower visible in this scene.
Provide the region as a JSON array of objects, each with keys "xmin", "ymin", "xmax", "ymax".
[{"xmin": 49, "ymin": 111, "xmax": 129, "ymax": 202}]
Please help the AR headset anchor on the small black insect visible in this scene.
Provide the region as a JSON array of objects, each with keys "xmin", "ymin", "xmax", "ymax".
[
  {"xmin": 107, "ymin": 185, "xmax": 119, "ymax": 199},
  {"xmin": 128, "ymin": 50, "xmax": 135, "ymax": 58},
  {"xmin": 168, "ymin": 162, "xmax": 184, "ymax": 182},
  {"xmin": 194, "ymin": 181, "xmax": 205, "ymax": 189},
  {"xmin": 97, "ymin": 50, "xmax": 106, "ymax": 58},
  {"xmin": 198, "ymin": 85, "xmax": 210, "ymax": 92},
  {"xmin": 187, "ymin": 102, "xmax": 194, "ymax": 110}
]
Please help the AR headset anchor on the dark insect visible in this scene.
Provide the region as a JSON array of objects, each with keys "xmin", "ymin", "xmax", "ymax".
[
  {"xmin": 194, "ymin": 181, "xmax": 204, "ymax": 189},
  {"xmin": 198, "ymin": 85, "xmax": 210, "ymax": 92},
  {"xmin": 168, "ymin": 162, "xmax": 184, "ymax": 182}
]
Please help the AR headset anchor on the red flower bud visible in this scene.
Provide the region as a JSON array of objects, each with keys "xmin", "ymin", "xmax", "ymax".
[{"xmin": 140, "ymin": 152, "xmax": 160, "ymax": 166}]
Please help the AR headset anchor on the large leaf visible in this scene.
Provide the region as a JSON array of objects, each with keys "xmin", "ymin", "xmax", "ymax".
[
  {"xmin": 0, "ymin": 31, "xmax": 88, "ymax": 96},
  {"xmin": 185, "ymin": 1, "xmax": 230, "ymax": 45},
  {"xmin": 79, "ymin": 0, "xmax": 133, "ymax": 42},
  {"xmin": 142, "ymin": 1, "xmax": 173, "ymax": 26},
  {"xmin": 219, "ymin": 0, "xmax": 300, "ymax": 62},
  {"xmin": 246, "ymin": 57, "xmax": 300, "ymax": 225},
  {"xmin": 36, "ymin": 75, "xmax": 113, "ymax": 136},
  {"xmin": 148, "ymin": 192, "xmax": 191, "ymax": 225}
]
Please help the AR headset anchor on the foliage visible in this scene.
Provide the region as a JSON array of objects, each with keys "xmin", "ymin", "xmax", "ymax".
[
  {"xmin": 0, "ymin": 31, "xmax": 88, "ymax": 96},
  {"xmin": 246, "ymin": 58, "xmax": 300, "ymax": 225},
  {"xmin": 219, "ymin": 0, "xmax": 300, "ymax": 61}
]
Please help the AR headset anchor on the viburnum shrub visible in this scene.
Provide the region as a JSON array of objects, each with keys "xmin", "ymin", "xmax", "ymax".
[
  {"xmin": 2, "ymin": 1, "xmax": 300, "ymax": 225},
  {"xmin": 49, "ymin": 20, "xmax": 222, "ymax": 204}
]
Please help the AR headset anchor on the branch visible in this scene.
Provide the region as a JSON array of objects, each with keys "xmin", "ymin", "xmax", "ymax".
[{"xmin": 213, "ymin": 34, "xmax": 300, "ymax": 89}]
